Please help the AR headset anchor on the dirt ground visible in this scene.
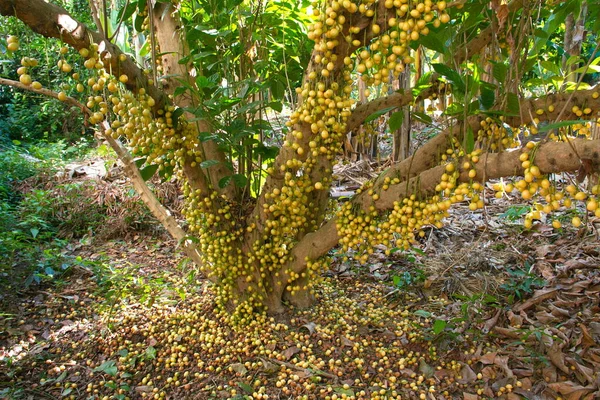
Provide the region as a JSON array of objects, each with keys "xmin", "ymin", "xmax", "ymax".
[{"xmin": 1, "ymin": 183, "xmax": 600, "ymax": 400}]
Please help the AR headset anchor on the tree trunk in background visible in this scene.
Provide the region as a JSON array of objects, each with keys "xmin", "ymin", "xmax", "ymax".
[
  {"xmin": 414, "ymin": 46, "xmax": 424, "ymax": 113},
  {"xmin": 392, "ymin": 69, "xmax": 411, "ymax": 162}
]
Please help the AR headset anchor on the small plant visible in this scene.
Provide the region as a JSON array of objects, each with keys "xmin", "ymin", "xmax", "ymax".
[
  {"xmin": 499, "ymin": 205, "xmax": 529, "ymax": 222},
  {"xmin": 500, "ymin": 263, "xmax": 546, "ymax": 303}
]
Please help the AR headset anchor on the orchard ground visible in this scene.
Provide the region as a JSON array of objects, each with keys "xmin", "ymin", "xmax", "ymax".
[{"xmin": 1, "ymin": 173, "xmax": 599, "ymax": 400}]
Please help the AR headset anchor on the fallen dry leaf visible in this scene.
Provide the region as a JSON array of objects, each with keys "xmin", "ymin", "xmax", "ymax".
[
  {"xmin": 514, "ymin": 288, "xmax": 558, "ymax": 312},
  {"xmin": 547, "ymin": 381, "xmax": 596, "ymax": 400}
]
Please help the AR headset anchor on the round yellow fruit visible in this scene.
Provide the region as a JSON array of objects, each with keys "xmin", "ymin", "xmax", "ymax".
[
  {"xmin": 19, "ymin": 74, "xmax": 32, "ymax": 85},
  {"xmin": 57, "ymin": 91, "xmax": 67, "ymax": 101},
  {"xmin": 31, "ymin": 81, "xmax": 42, "ymax": 90},
  {"xmin": 7, "ymin": 42, "xmax": 19, "ymax": 52},
  {"xmin": 119, "ymin": 74, "xmax": 128, "ymax": 83}
]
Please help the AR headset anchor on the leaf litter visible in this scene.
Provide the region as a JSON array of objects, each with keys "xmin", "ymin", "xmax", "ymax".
[{"xmin": 1, "ymin": 186, "xmax": 599, "ymax": 399}]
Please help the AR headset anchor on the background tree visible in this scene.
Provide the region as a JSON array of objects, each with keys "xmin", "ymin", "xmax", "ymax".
[{"xmin": 1, "ymin": 0, "xmax": 599, "ymax": 324}]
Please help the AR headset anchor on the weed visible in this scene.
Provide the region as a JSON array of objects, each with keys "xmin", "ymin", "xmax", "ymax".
[
  {"xmin": 499, "ymin": 205, "xmax": 529, "ymax": 222},
  {"xmin": 500, "ymin": 264, "xmax": 546, "ymax": 304}
]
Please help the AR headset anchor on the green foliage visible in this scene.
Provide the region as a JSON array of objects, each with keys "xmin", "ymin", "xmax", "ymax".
[
  {"xmin": 0, "ymin": 12, "xmax": 94, "ymax": 143},
  {"xmin": 500, "ymin": 263, "xmax": 546, "ymax": 303},
  {"xmin": 499, "ymin": 205, "xmax": 529, "ymax": 222}
]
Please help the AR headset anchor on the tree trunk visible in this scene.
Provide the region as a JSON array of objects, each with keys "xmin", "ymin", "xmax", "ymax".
[{"xmin": 392, "ymin": 69, "xmax": 411, "ymax": 162}]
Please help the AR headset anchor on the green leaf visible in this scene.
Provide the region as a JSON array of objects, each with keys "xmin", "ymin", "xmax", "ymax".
[
  {"xmin": 117, "ymin": 2, "xmax": 138, "ymax": 22},
  {"xmin": 172, "ymin": 107, "xmax": 184, "ymax": 129},
  {"xmin": 479, "ymin": 87, "xmax": 495, "ymax": 110},
  {"xmin": 145, "ymin": 346, "xmax": 156, "ymax": 360},
  {"xmin": 412, "ymin": 111, "xmax": 432, "ymax": 125},
  {"xmin": 365, "ymin": 106, "xmax": 396, "ymax": 123},
  {"xmin": 134, "ymin": 157, "xmax": 147, "ymax": 168},
  {"xmin": 492, "ymin": 62, "xmax": 508, "ymax": 83},
  {"xmin": 414, "ymin": 310, "xmax": 432, "ymax": 318},
  {"xmin": 254, "ymin": 144, "xmax": 279, "ymax": 160},
  {"xmin": 232, "ymin": 174, "xmax": 248, "ymax": 188},
  {"xmin": 196, "ymin": 75, "xmax": 214, "ymax": 89},
  {"xmin": 433, "ymin": 319, "xmax": 447, "ymax": 335},
  {"xmin": 431, "ymin": 63, "xmax": 465, "ymax": 93},
  {"xmin": 62, "ymin": 388, "xmax": 73, "ymax": 396},
  {"xmin": 94, "ymin": 360, "xmax": 118, "ymax": 376},
  {"xmin": 117, "ymin": 349, "xmax": 128, "ymax": 357},
  {"xmin": 140, "ymin": 164, "xmax": 159, "ymax": 181},
  {"xmin": 238, "ymin": 382, "xmax": 254, "ymax": 394},
  {"xmin": 219, "ymin": 176, "xmax": 232, "ymax": 188},
  {"xmin": 30, "ymin": 228, "xmax": 39, "ymax": 239},
  {"xmin": 418, "ymin": 34, "xmax": 446, "ymax": 54},
  {"xmin": 268, "ymin": 101, "xmax": 283, "ymax": 112},
  {"xmin": 506, "ymin": 92, "xmax": 520, "ymax": 115},
  {"xmin": 388, "ymin": 110, "xmax": 405, "ymax": 132},
  {"xmin": 134, "ymin": 14, "xmax": 145, "ymax": 32},
  {"xmin": 540, "ymin": 60, "xmax": 561, "ymax": 76},
  {"xmin": 538, "ymin": 120, "xmax": 585, "ymax": 133},
  {"xmin": 464, "ymin": 126, "xmax": 474, "ymax": 154},
  {"xmin": 200, "ymin": 160, "xmax": 220, "ymax": 169},
  {"xmin": 573, "ymin": 64, "xmax": 600, "ymax": 74}
]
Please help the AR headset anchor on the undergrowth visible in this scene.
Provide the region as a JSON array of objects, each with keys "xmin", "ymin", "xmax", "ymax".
[{"xmin": 0, "ymin": 141, "xmax": 176, "ymax": 291}]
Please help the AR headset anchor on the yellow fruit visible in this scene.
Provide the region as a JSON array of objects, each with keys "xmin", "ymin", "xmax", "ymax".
[
  {"xmin": 572, "ymin": 216, "xmax": 582, "ymax": 227},
  {"xmin": 119, "ymin": 54, "xmax": 127, "ymax": 62},
  {"xmin": 119, "ymin": 74, "xmax": 128, "ymax": 83},
  {"xmin": 60, "ymin": 46, "xmax": 68, "ymax": 54},
  {"xmin": 31, "ymin": 81, "xmax": 42, "ymax": 90},
  {"xmin": 314, "ymin": 182, "xmax": 323, "ymax": 190},
  {"xmin": 7, "ymin": 35, "xmax": 18, "ymax": 44},
  {"xmin": 7, "ymin": 42, "xmax": 19, "ymax": 52},
  {"xmin": 17, "ymin": 66, "xmax": 27, "ymax": 75},
  {"xmin": 552, "ymin": 220, "xmax": 561, "ymax": 229},
  {"xmin": 19, "ymin": 74, "xmax": 32, "ymax": 85},
  {"xmin": 548, "ymin": 105, "xmax": 555, "ymax": 112},
  {"xmin": 57, "ymin": 91, "xmax": 67, "ymax": 101}
]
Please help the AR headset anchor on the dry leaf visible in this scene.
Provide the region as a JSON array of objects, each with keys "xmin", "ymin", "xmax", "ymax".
[
  {"xmin": 283, "ymin": 346, "xmax": 300, "ymax": 360},
  {"xmin": 514, "ymin": 288, "xmax": 558, "ymax": 312},
  {"xmin": 458, "ymin": 364, "xmax": 477, "ymax": 384},
  {"xmin": 547, "ymin": 381, "xmax": 595, "ymax": 400},
  {"xmin": 340, "ymin": 335, "xmax": 354, "ymax": 347},
  {"xmin": 479, "ymin": 352, "xmax": 497, "ymax": 365},
  {"xmin": 548, "ymin": 342, "xmax": 570, "ymax": 374},
  {"xmin": 301, "ymin": 322, "xmax": 317, "ymax": 334},
  {"xmin": 229, "ymin": 363, "xmax": 248, "ymax": 375}
]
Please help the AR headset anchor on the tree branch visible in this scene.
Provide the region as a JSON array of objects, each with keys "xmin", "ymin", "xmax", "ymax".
[
  {"xmin": 0, "ymin": 76, "xmax": 207, "ymax": 271},
  {"xmin": 0, "ymin": 0, "xmax": 168, "ymax": 110},
  {"xmin": 287, "ymin": 137, "xmax": 600, "ymax": 275}
]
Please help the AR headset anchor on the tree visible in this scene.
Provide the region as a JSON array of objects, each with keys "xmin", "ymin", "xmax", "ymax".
[{"xmin": 1, "ymin": 0, "xmax": 599, "ymax": 323}]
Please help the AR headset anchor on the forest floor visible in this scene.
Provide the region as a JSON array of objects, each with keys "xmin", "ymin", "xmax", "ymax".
[{"xmin": 1, "ymin": 179, "xmax": 600, "ymax": 400}]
